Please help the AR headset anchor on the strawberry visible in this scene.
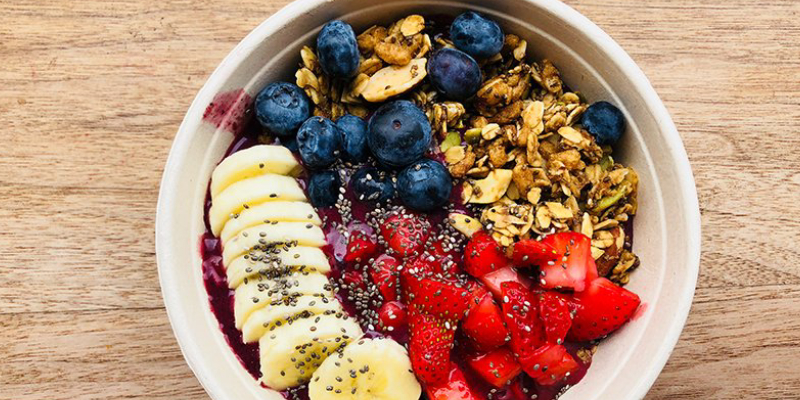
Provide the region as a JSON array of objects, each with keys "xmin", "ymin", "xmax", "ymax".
[
  {"xmin": 538, "ymin": 291, "xmax": 572, "ymax": 344},
  {"xmin": 462, "ymin": 295, "xmax": 509, "ymax": 352},
  {"xmin": 500, "ymin": 282, "xmax": 546, "ymax": 360},
  {"xmin": 342, "ymin": 270, "xmax": 367, "ymax": 291},
  {"xmin": 464, "ymin": 231, "xmax": 509, "ymax": 277},
  {"xmin": 509, "ymin": 238, "xmax": 558, "ymax": 267},
  {"xmin": 427, "ymin": 242, "xmax": 462, "ymax": 276},
  {"xmin": 568, "ymin": 277, "xmax": 641, "ymax": 341},
  {"xmin": 480, "ymin": 266, "xmax": 532, "ymax": 298},
  {"xmin": 405, "ymin": 275, "xmax": 470, "ymax": 321},
  {"xmin": 378, "ymin": 301, "xmax": 408, "ymax": 332},
  {"xmin": 466, "ymin": 347, "xmax": 523, "ymax": 388},
  {"xmin": 370, "ymin": 254, "xmax": 400, "ymax": 302},
  {"xmin": 381, "ymin": 213, "xmax": 428, "ymax": 257},
  {"xmin": 425, "ymin": 362, "xmax": 483, "ymax": 400},
  {"xmin": 409, "ymin": 308, "xmax": 456, "ymax": 384},
  {"xmin": 519, "ymin": 344, "xmax": 579, "ymax": 386},
  {"xmin": 539, "ymin": 232, "xmax": 598, "ymax": 292},
  {"xmin": 465, "ymin": 280, "xmax": 490, "ymax": 309},
  {"xmin": 344, "ymin": 230, "xmax": 379, "ymax": 263}
]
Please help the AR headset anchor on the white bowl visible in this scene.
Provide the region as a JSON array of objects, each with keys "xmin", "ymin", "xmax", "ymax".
[{"xmin": 156, "ymin": 0, "xmax": 701, "ymax": 399}]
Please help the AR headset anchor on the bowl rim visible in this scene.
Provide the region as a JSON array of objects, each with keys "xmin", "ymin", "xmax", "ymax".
[{"xmin": 156, "ymin": 0, "xmax": 701, "ymax": 398}]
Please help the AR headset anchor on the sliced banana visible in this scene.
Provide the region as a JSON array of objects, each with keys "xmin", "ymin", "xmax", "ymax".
[
  {"xmin": 309, "ymin": 337, "xmax": 421, "ymax": 400},
  {"xmin": 210, "ymin": 145, "xmax": 302, "ymax": 198},
  {"xmin": 209, "ymin": 173, "xmax": 306, "ymax": 235},
  {"xmin": 242, "ymin": 296, "xmax": 344, "ymax": 343},
  {"xmin": 260, "ymin": 314, "xmax": 362, "ymax": 390},
  {"xmin": 362, "ymin": 58, "xmax": 427, "ymax": 102},
  {"xmin": 222, "ymin": 222, "xmax": 326, "ymax": 266},
  {"xmin": 219, "ymin": 201, "xmax": 321, "ymax": 244},
  {"xmin": 226, "ymin": 246, "xmax": 331, "ymax": 289},
  {"xmin": 234, "ymin": 271, "xmax": 332, "ymax": 329}
]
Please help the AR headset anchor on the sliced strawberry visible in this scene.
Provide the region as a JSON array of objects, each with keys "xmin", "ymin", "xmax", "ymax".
[
  {"xmin": 370, "ymin": 254, "xmax": 400, "ymax": 302},
  {"xmin": 464, "ymin": 231, "xmax": 509, "ymax": 277},
  {"xmin": 480, "ymin": 266, "xmax": 532, "ymax": 298},
  {"xmin": 425, "ymin": 362, "xmax": 483, "ymax": 400},
  {"xmin": 539, "ymin": 232, "xmax": 598, "ymax": 292},
  {"xmin": 378, "ymin": 301, "xmax": 408, "ymax": 332},
  {"xmin": 509, "ymin": 238, "xmax": 558, "ymax": 267},
  {"xmin": 406, "ymin": 276, "xmax": 470, "ymax": 321},
  {"xmin": 344, "ymin": 230, "xmax": 379, "ymax": 263},
  {"xmin": 519, "ymin": 344, "xmax": 579, "ymax": 386},
  {"xmin": 427, "ymin": 242, "xmax": 462, "ymax": 276},
  {"xmin": 462, "ymin": 295, "xmax": 509, "ymax": 352},
  {"xmin": 409, "ymin": 308, "xmax": 455, "ymax": 384},
  {"xmin": 342, "ymin": 270, "xmax": 367, "ymax": 291},
  {"xmin": 568, "ymin": 277, "xmax": 641, "ymax": 341},
  {"xmin": 538, "ymin": 291, "xmax": 572, "ymax": 344},
  {"xmin": 381, "ymin": 213, "xmax": 428, "ymax": 257},
  {"xmin": 466, "ymin": 347, "xmax": 523, "ymax": 388},
  {"xmin": 465, "ymin": 280, "xmax": 490, "ymax": 309},
  {"xmin": 500, "ymin": 282, "xmax": 546, "ymax": 360}
]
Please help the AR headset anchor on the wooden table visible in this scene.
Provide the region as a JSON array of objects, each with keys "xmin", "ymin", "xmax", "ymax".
[{"xmin": 2, "ymin": 0, "xmax": 799, "ymax": 398}]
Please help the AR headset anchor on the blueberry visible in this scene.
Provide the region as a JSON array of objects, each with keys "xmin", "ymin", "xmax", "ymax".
[
  {"xmin": 427, "ymin": 48, "xmax": 482, "ymax": 100},
  {"xmin": 307, "ymin": 171, "xmax": 341, "ymax": 208},
  {"xmin": 280, "ymin": 136, "xmax": 298, "ymax": 153},
  {"xmin": 367, "ymin": 100, "xmax": 432, "ymax": 168},
  {"xmin": 581, "ymin": 101, "xmax": 626, "ymax": 145},
  {"xmin": 450, "ymin": 11, "xmax": 504, "ymax": 59},
  {"xmin": 296, "ymin": 116, "xmax": 343, "ymax": 169},
  {"xmin": 397, "ymin": 159, "xmax": 452, "ymax": 212},
  {"xmin": 316, "ymin": 20, "xmax": 360, "ymax": 78},
  {"xmin": 335, "ymin": 114, "xmax": 369, "ymax": 163},
  {"xmin": 351, "ymin": 167, "xmax": 395, "ymax": 203},
  {"xmin": 254, "ymin": 82, "xmax": 311, "ymax": 136}
]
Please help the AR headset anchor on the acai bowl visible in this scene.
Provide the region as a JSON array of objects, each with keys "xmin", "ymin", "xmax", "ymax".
[{"xmin": 156, "ymin": 1, "xmax": 701, "ymax": 399}]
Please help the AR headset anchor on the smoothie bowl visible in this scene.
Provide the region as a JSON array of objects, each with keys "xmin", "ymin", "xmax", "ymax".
[{"xmin": 155, "ymin": 1, "xmax": 701, "ymax": 399}]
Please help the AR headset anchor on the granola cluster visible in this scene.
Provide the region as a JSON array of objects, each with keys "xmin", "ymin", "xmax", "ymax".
[{"xmin": 292, "ymin": 14, "xmax": 640, "ymax": 284}]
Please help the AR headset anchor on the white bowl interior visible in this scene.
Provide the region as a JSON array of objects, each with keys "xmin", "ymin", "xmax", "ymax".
[{"xmin": 156, "ymin": 1, "xmax": 700, "ymax": 399}]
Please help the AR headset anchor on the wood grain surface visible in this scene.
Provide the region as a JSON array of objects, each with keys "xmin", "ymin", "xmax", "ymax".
[{"xmin": 1, "ymin": 0, "xmax": 799, "ymax": 398}]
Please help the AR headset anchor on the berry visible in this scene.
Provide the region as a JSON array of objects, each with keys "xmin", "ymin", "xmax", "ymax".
[
  {"xmin": 397, "ymin": 159, "xmax": 452, "ymax": 212},
  {"xmin": 500, "ymin": 282, "xmax": 546, "ymax": 360},
  {"xmin": 450, "ymin": 11, "xmax": 504, "ymax": 59},
  {"xmin": 254, "ymin": 82, "xmax": 310, "ymax": 136},
  {"xmin": 479, "ymin": 266, "xmax": 531, "ymax": 298},
  {"xmin": 538, "ymin": 291, "xmax": 573, "ymax": 345},
  {"xmin": 519, "ymin": 344, "xmax": 579, "ymax": 386},
  {"xmin": 464, "ymin": 231, "xmax": 509, "ymax": 277},
  {"xmin": 342, "ymin": 270, "xmax": 367, "ymax": 291},
  {"xmin": 509, "ymin": 238, "xmax": 559, "ymax": 267},
  {"xmin": 370, "ymin": 254, "xmax": 400, "ymax": 302},
  {"xmin": 350, "ymin": 167, "xmax": 395, "ymax": 203},
  {"xmin": 581, "ymin": 101, "xmax": 626, "ymax": 145},
  {"xmin": 344, "ymin": 230, "xmax": 378, "ymax": 263},
  {"xmin": 316, "ymin": 20, "xmax": 359, "ymax": 78},
  {"xmin": 462, "ymin": 294, "xmax": 509, "ymax": 352},
  {"xmin": 539, "ymin": 232, "xmax": 598, "ymax": 292},
  {"xmin": 367, "ymin": 100, "xmax": 432, "ymax": 168},
  {"xmin": 381, "ymin": 213, "xmax": 428, "ymax": 257},
  {"xmin": 408, "ymin": 308, "xmax": 455, "ymax": 384},
  {"xmin": 378, "ymin": 301, "xmax": 408, "ymax": 332},
  {"xmin": 425, "ymin": 363, "xmax": 483, "ymax": 400},
  {"xmin": 404, "ymin": 275, "xmax": 469, "ymax": 321},
  {"xmin": 306, "ymin": 171, "xmax": 340, "ymax": 208},
  {"xmin": 568, "ymin": 277, "xmax": 641, "ymax": 342},
  {"xmin": 335, "ymin": 114, "xmax": 369, "ymax": 163},
  {"xmin": 427, "ymin": 48, "xmax": 482, "ymax": 100},
  {"xmin": 296, "ymin": 116, "xmax": 343, "ymax": 169},
  {"xmin": 466, "ymin": 347, "xmax": 522, "ymax": 388}
]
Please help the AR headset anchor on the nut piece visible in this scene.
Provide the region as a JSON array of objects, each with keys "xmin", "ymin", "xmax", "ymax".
[
  {"xmin": 448, "ymin": 213, "xmax": 484, "ymax": 237},
  {"xmin": 400, "ymin": 15, "xmax": 426, "ymax": 37},
  {"xmin": 375, "ymin": 33, "xmax": 423, "ymax": 66},
  {"xmin": 361, "ymin": 58, "xmax": 427, "ymax": 102},
  {"xmin": 481, "ymin": 123, "xmax": 501, "ymax": 140},
  {"xmin": 468, "ymin": 169, "xmax": 514, "ymax": 204},
  {"xmin": 357, "ymin": 26, "xmax": 388, "ymax": 55}
]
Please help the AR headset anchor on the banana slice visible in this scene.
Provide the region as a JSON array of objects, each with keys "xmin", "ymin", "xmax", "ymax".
[
  {"xmin": 222, "ymin": 222, "xmax": 326, "ymax": 266},
  {"xmin": 226, "ymin": 246, "xmax": 331, "ymax": 289},
  {"xmin": 209, "ymin": 174, "xmax": 306, "ymax": 235},
  {"xmin": 242, "ymin": 296, "xmax": 344, "ymax": 343},
  {"xmin": 309, "ymin": 337, "xmax": 421, "ymax": 400},
  {"xmin": 210, "ymin": 145, "xmax": 302, "ymax": 198},
  {"xmin": 234, "ymin": 271, "xmax": 332, "ymax": 329},
  {"xmin": 220, "ymin": 201, "xmax": 321, "ymax": 244},
  {"xmin": 260, "ymin": 314, "xmax": 362, "ymax": 390}
]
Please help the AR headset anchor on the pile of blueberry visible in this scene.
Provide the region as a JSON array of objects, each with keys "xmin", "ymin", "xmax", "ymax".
[{"xmin": 251, "ymin": 11, "xmax": 627, "ymax": 213}]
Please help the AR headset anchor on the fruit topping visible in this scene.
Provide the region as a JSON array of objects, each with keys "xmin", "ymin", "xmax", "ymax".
[
  {"xmin": 462, "ymin": 294, "xmax": 509, "ymax": 352},
  {"xmin": 464, "ymin": 230, "xmax": 510, "ymax": 278},
  {"xmin": 344, "ymin": 230, "xmax": 379, "ymax": 263},
  {"xmin": 378, "ymin": 301, "xmax": 409, "ymax": 333},
  {"xmin": 297, "ymin": 116, "xmax": 343, "ymax": 169},
  {"xmin": 466, "ymin": 347, "xmax": 523, "ymax": 388},
  {"xmin": 254, "ymin": 82, "xmax": 311, "ymax": 137},
  {"xmin": 350, "ymin": 167, "xmax": 396, "ymax": 203},
  {"xmin": 508, "ymin": 238, "xmax": 558, "ymax": 268},
  {"xmin": 404, "ymin": 274, "xmax": 469, "ymax": 321},
  {"xmin": 581, "ymin": 101, "xmax": 626, "ymax": 145},
  {"xmin": 450, "ymin": 11, "xmax": 504, "ymax": 59},
  {"xmin": 335, "ymin": 114, "xmax": 369, "ymax": 163},
  {"xmin": 381, "ymin": 212, "xmax": 429, "ymax": 257},
  {"xmin": 370, "ymin": 254, "xmax": 401, "ymax": 302},
  {"xmin": 427, "ymin": 48, "xmax": 482, "ymax": 100},
  {"xmin": 397, "ymin": 158, "xmax": 453, "ymax": 212},
  {"xmin": 425, "ymin": 362, "xmax": 484, "ymax": 400},
  {"xmin": 367, "ymin": 100, "xmax": 432, "ymax": 168},
  {"xmin": 519, "ymin": 344, "xmax": 580, "ymax": 386},
  {"xmin": 568, "ymin": 277, "xmax": 641, "ymax": 342},
  {"xmin": 480, "ymin": 266, "xmax": 531, "ymax": 298},
  {"xmin": 500, "ymin": 282, "xmax": 545, "ymax": 360},
  {"xmin": 539, "ymin": 232, "xmax": 598, "ymax": 292},
  {"xmin": 307, "ymin": 171, "xmax": 341, "ymax": 208},
  {"xmin": 409, "ymin": 308, "xmax": 456, "ymax": 385},
  {"xmin": 538, "ymin": 291, "xmax": 573, "ymax": 345},
  {"xmin": 316, "ymin": 20, "xmax": 360, "ymax": 78}
]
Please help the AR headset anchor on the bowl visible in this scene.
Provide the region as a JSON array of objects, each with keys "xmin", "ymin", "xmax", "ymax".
[{"xmin": 156, "ymin": 0, "xmax": 701, "ymax": 399}]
